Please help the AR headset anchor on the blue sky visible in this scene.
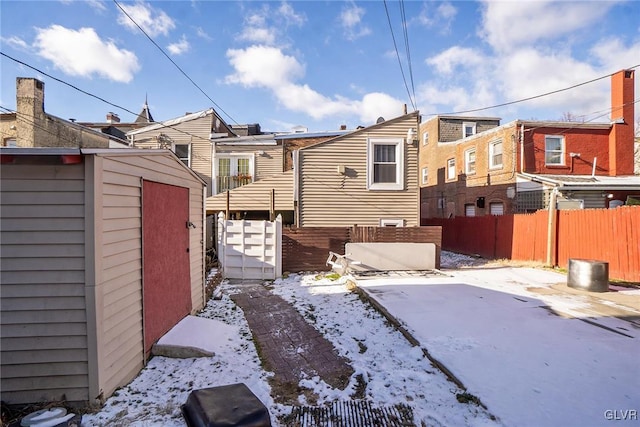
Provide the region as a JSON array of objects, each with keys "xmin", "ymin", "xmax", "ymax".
[{"xmin": 1, "ymin": 0, "xmax": 639, "ymax": 133}]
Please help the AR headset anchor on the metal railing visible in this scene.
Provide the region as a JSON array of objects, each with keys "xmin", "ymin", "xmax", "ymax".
[{"xmin": 216, "ymin": 175, "xmax": 252, "ymax": 193}]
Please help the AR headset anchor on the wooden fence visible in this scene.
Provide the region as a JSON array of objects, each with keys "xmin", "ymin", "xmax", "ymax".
[
  {"xmin": 283, "ymin": 226, "xmax": 442, "ymax": 272},
  {"xmin": 424, "ymin": 206, "xmax": 640, "ymax": 282}
]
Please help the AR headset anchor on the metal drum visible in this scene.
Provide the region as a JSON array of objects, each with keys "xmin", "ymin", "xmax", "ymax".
[{"xmin": 567, "ymin": 259, "xmax": 609, "ymax": 292}]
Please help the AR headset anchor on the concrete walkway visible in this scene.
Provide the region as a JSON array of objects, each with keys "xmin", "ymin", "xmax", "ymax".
[{"xmin": 229, "ymin": 282, "xmax": 353, "ymax": 401}]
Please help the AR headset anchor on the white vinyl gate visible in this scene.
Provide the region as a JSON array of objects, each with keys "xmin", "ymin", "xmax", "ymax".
[{"xmin": 216, "ymin": 213, "xmax": 282, "ymax": 279}]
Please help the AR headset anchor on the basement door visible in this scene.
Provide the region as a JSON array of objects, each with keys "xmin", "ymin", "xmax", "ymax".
[{"xmin": 142, "ymin": 180, "xmax": 191, "ymax": 356}]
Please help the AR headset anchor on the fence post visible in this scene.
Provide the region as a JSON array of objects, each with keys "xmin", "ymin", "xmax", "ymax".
[
  {"xmin": 275, "ymin": 214, "xmax": 282, "ymax": 278},
  {"xmin": 217, "ymin": 212, "xmax": 226, "ymax": 276}
]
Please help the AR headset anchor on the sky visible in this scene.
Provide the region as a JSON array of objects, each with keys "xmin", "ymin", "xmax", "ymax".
[
  {"xmin": 1, "ymin": 0, "xmax": 639, "ymax": 133},
  {"xmin": 75, "ymin": 253, "xmax": 640, "ymax": 426}
]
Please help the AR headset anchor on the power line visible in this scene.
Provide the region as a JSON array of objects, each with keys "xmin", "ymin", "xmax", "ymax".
[
  {"xmin": 1, "ymin": 51, "xmax": 141, "ymax": 120},
  {"xmin": 383, "ymin": 0, "xmax": 416, "ymax": 111},
  {"xmin": 112, "ymin": 0, "xmax": 239, "ymax": 126},
  {"xmin": 399, "ymin": 0, "xmax": 416, "ymax": 108},
  {"xmin": 429, "ymin": 64, "xmax": 640, "ymax": 117}
]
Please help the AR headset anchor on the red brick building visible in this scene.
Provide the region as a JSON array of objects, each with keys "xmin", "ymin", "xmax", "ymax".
[{"xmin": 419, "ymin": 69, "xmax": 638, "ymax": 220}]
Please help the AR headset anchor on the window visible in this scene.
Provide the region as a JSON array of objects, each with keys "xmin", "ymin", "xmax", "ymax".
[
  {"xmin": 173, "ymin": 143, "xmax": 190, "ymax": 167},
  {"xmin": 216, "ymin": 155, "xmax": 254, "ymax": 193},
  {"xmin": 447, "ymin": 158, "xmax": 456, "ymax": 180},
  {"xmin": 367, "ymin": 138, "xmax": 404, "ymax": 190},
  {"xmin": 489, "ymin": 202, "xmax": 504, "ymax": 215},
  {"xmin": 3, "ymin": 138, "xmax": 17, "ymax": 147},
  {"xmin": 465, "ymin": 204, "xmax": 476, "ymax": 217},
  {"xmin": 463, "ymin": 122, "xmax": 476, "ymax": 138},
  {"xmin": 421, "ymin": 167, "xmax": 428, "ymax": 184},
  {"xmin": 422, "ymin": 132, "xmax": 429, "ymax": 145},
  {"xmin": 489, "ymin": 139, "xmax": 503, "ymax": 169},
  {"xmin": 545, "ymin": 135, "xmax": 565, "ymax": 165},
  {"xmin": 465, "ymin": 148, "xmax": 476, "ymax": 175}
]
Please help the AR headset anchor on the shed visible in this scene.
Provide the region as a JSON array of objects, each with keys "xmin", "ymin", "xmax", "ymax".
[{"xmin": 0, "ymin": 148, "xmax": 206, "ymax": 406}]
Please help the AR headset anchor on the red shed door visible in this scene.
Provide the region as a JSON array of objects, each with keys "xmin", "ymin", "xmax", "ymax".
[{"xmin": 142, "ymin": 180, "xmax": 191, "ymax": 356}]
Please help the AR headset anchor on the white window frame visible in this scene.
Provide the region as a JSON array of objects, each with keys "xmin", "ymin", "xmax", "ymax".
[
  {"xmin": 489, "ymin": 201, "xmax": 505, "ymax": 215},
  {"xmin": 173, "ymin": 143, "xmax": 191, "ymax": 167},
  {"xmin": 367, "ymin": 137, "xmax": 404, "ymax": 191},
  {"xmin": 213, "ymin": 154, "xmax": 255, "ymax": 193},
  {"xmin": 489, "ymin": 139, "xmax": 503, "ymax": 169},
  {"xmin": 463, "ymin": 122, "xmax": 476, "ymax": 138},
  {"xmin": 465, "ymin": 203, "xmax": 476, "ymax": 217},
  {"xmin": 447, "ymin": 158, "xmax": 456, "ymax": 180},
  {"xmin": 422, "ymin": 131, "xmax": 429, "ymax": 146},
  {"xmin": 421, "ymin": 167, "xmax": 428, "ymax": 184},
  {"xmin": 379, "ymin": 218, "xmax": 404, "ymax": 227},
  {"xmin": 465, "ymin": 148, "xmax": 476, "ymax": 175},
  {"xmin": 545, "ymin": 135, "xmax": 565, "ymax": 166}
]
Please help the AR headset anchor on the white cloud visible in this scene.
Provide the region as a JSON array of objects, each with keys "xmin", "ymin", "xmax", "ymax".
[
  {"xmin": 225, "ymin": 45, "xmax": 304, "ymax": 88},
  {"xmin": 479, "ymin": 0, "xmax": 617, "ymax": 52},
  {"xmin": 87, "ymin": 0, "xmax": 107, "ymax": 12},
  {"xmin": 416, "ymin": 1, "xmax": 457, "ymax": 33},
  {"xmin": 278, "ymin": 2, "xmax": 306, "ymax": 27},
  {"xmin": 339, "ymin": 2, "xmax": 371, "ymax": 40},
  {"xmin": 33, "ymin": 25, "xmax": 139, "ymax": 83},
  {"xmin": 195, "ymin": 27, "xmax": 212, "ymax": 41},
  {"xmin": 238, "ymin": 26, "xmax": 276, "ymax": 45},
  {"xmin": 1, "ymin": 36, "xmax": 29, "ymax": 50},
  {"xmin": 167, "ymin": 35, "xmax": 190, "ymax": 55},
  {"xmin": 225, "ymin": 45, "xmax": 404, "ymax": 123},
  {"xmin": 117, "ymin": 1, "xmax": 175, "ymax": 37},
  {"xmin": 426, "ymin": 46, "xmax": 484, "ymax": 74}
]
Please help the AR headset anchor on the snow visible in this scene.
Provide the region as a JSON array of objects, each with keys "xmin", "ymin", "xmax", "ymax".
[
  {"xmin": 82, "ymin": 252, "xmax": 640, "ymax": 426},
  {"xmin": 155, "ymin": 315, "xmax": 239, "ymax": 355}
]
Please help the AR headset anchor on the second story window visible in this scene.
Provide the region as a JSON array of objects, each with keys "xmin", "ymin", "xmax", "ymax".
[
  {"xmin": 545, "ymin": 135, "xmax": 565, "ymax": 166},
  {"xmin": 216, "ymin": 156, "xmax": 254, "ymax": 193},
  {"xmin": 463, "ymin": 122, "xmax": 476, "ymax": 138},
  {"xmin": 367, "ymin": 138, "xmax": 404, "ymax": 190},
  {"xmin": 422, "ymin": 132, "xmax": 429, "ymax": 145},
  {"xmin": 447, "ymin": 158, "xmax": 456, "ymax": 180},
  {"xmin": 489, "ymin": 139, "xmax": 503, "ymax": 169},
  {"xmin": 465, "ymin": 148, "xmax": 476, "ymax": 175},
  {"xmin": 421, "ymin": 167, "xmax": 428, "ymax": 184},
  {"xmin": 173, "ymin": 143, "xmax": 190, "ymax": 167}
]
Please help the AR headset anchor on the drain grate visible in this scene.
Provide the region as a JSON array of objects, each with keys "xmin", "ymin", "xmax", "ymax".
[{"xmin": 283, "ymin": 401, "xmax": 415, "ymax": 427}]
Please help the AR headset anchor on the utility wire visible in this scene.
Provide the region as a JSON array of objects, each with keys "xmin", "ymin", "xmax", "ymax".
[
  {"xmin": 112, "ymin": 0, "xmax": 238, "ymax": 126},
  {"xmin": 1, "ymin": 51, "xmax": 141, "ymax": 120},
  {"xmin": 399, "ymin": 0, "xmax": 416, "ymax": 108},
  {"xmin": 383, "ymin": 0, "xmax": 416, "ymax": 111},
  {"xmin": 429, "ymin": 64, "xmax": 640, "ymax": 116}
]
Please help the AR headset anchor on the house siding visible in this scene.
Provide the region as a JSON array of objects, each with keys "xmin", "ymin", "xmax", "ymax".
[
  {"xmin": 206, "ymin": 171, "xmax": 294, "ymax": 214},
  {"xmin": 299, "ymin": 113, "xmax": 419, "ymax": 227},
  {"xmin": 129, "ymin": 115, "xmax": 219, "ymax": 195},
  {"xmin": 215, "ymin": 144, "xmax": 284, "ymax": 181},
  {"xmin": 0, "ymin": 163, "xmax": 89, "ymax": 403}
]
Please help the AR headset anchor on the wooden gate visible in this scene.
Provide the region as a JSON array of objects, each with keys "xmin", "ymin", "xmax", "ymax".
[{"xmin": 217, "ymin": 213, "xmax": 282, "ymax": 279}]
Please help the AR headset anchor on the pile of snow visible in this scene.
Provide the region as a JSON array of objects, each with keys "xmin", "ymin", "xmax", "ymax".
[{"xmin": 83, "ymin": 271, "xmax": 497, "ymax": 426}]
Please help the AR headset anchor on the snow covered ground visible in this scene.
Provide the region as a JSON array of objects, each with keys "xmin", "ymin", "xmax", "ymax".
[{"xmin": 82, "ymin": 252, "xmax": 640, "ymax": 426}]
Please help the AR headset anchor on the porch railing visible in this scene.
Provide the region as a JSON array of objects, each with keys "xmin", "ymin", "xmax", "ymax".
[{"xmin": 217, "ymin": 175, "xmax": 252, "ymax": 193}]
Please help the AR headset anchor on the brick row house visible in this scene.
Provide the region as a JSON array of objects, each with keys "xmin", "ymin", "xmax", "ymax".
[{"xmin": 419, "ymin": 69, "xmax": 639, "ymax": 221}]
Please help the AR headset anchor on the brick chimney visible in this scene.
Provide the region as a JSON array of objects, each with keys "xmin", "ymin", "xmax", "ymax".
[
  {"xmin": 16, "ymin": 78, "xmax": 46, "ymax": 147},
  {"xmin": 609, "ymin": 69, "xmax": 635, "ymax": 176},
  {"xmin": 106, "ymin": 112, "xmax": 121, "ymax": 123}
]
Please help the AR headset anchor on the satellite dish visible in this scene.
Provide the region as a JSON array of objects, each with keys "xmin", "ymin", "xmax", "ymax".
[{"xmin": 376, "ymin": 117, "xmax": 385, "ymax": 124}]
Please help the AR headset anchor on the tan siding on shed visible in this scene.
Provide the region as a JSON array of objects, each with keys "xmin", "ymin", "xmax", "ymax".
[
  {"xmin": 299, "ymin": 113, "xmax": 420, "ymax": 227},
  {"xmin": 93, "ymin": 153, "xmax": 205, "ymax": 398},
  {"xmin": 0, "ymin": 163, "xmax": 89, "ymax": 403}
]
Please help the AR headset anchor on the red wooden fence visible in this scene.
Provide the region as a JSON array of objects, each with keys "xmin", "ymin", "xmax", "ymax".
[{"xmin": 424, "ymin": 206, "xmax": 640, "ymax": 282}]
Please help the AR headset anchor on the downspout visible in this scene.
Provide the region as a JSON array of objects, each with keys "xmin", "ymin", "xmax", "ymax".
[
  {"xmin": 520, "ymin": 124, "xmax": 525, "ymax": 173},
  {"xmin": 293, "ymin": 149, "xmax": 300, "ymax": 227}
]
